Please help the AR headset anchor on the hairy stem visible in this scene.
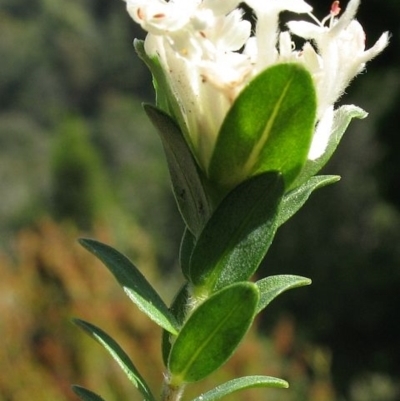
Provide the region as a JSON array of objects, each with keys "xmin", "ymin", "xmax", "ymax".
[{"xmin": 161, "ymin": 375, "xmax": 185, "ymax": 401}]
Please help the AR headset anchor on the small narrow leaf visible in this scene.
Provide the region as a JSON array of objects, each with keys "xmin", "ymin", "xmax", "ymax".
[
  {"xmin": 190, "ymin": 172, "xmax": 284, "ymax": 292},
  {"xmin": 168, "ymin": 282, "xmax": 259, "ymax": 384},
  {"xmin": 255, "ymin": 275, "xmax": 311, "ymax": 314},
  {"xmin": 72, "ymin": 386, "xmax": 107, "ymax": 401},
  {"xmin": 293, "ymin": 105, "xmax": 367, "ymax": 186},
  {"xmin": 144, "ymin": 104, "xmax": 211, "ymax": 236},
  {"xmin": 191, "ymin": 375, "xmax": 288, "ymax": 401},
  {"xmin": 134, "ymin": 39, "xmax": 179, "ymax": 122},
  {"xmin": 277, "ymin": 175, "xmax": 340, "ymax": 228},
  {"xmin": 73, "ymin": 319, "xmax": 156, "ymax": 401},
  {"xmin": 79, "ymin": 238, "xmax": 178, "ymax": 335},
  {"xmin": 209, "ymin": 63, "xmax": 316, "ymax": 189}
]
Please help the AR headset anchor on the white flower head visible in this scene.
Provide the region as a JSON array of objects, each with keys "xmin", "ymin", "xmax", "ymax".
[{"xmin": 124, "ymin": 0, "xmax": 388, "ymax": 173}]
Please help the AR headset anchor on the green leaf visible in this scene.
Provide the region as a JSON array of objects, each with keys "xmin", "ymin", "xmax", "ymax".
[
  {"xmin": 190, "ymin": 172, "xmax": 284, "ymax": 293},
  {"xmin": 277, "ymin": 175, "xmax": 340, "ymax": 228},
  {"xmin": 134, "ymin": 39, "xmax": 177, "ymax": 120},
  {"xmin": 72, "ymin": 386, "xmax": 107, "ymax": 401},
  {"xmin": 255, "ymin": 275, "xmax": 311, "ymax": 314},
  {"xmin": 144, "ymin": 104, "xmax": 211, "ymax": 237},
  {"xmin": 73, "ymin": 319, "xmax": 156, "ymax": 401},
  {"xmin": 135, "ymin": 40, "xmax": 196, "ymax": 173},
  {"xmin": 168, "ymin": 282, "xmax": 259, "ymax": 384},
  {"xmin": 79, "ymin": 238, "xmax": 178, "ymax": 335},
  {"xmin": 162, "ymin": 284, "xmax": 190, "ymax": 366},
  {"xmin": 209, "ymin": 63, "xmax": 316, "ymax": 190},
  {"xmin": 292, "ymin": 105, "xmax": 367, "ymax": 187},
  {"xmin": 191, "ymin": 375, "xmax": 288, "ymax": 401}
]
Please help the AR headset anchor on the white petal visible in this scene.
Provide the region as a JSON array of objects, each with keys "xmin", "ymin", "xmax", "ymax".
[
  {"xmin": 246, "ymin": 0, "xmax": 312, "ymax": 14},
  {"xmin": 279, "ymin": 0, "xmax": 313, "ymax": 13},
  {"xmin": 331, "ymin": 0, "xmax": 360, "ymax": 35},
  {"xmin": 130, "ymin": 1, "xmax": 194, "ymax": 34},
  {"xmin": 243, "ymin": 36, "xmax": 258, "ymax": 62},
  {"xmin": 200, "ymin": 52, "xmax": 251, "ymax": 91},
  {"xmin": 287, "ymin": 20, "xmax": 325, "ymax": 39},
  {"xmin": 202, "ymin": 0, "xmax": 241, "ymax": 16},
  {"xmin": 212, "ymin": 10, "xmax": 251, "ymax": 51},
  {"xmin": 360, "ymin": 31, "xmax": 390, "ymax": 63},
  {"xmin": 308, "ymin": 106, "xmax": 334, "ymax": 161},
  {"xmin": 191, "ymin": 8, "xmax": 214, "ymax": 31},
  {"xmin": 144, "ymin": 33, "xmax": 163, "ymax": 57},
  {"xmin": 301, "ymin": 42, "xmax": 322, "ymax": 73},
  {"xmin": 278, "ymin": 31, "xmax": 293, "ymax": 59}
]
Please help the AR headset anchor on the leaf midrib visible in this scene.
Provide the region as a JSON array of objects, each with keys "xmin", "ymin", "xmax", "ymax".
[
  {"xmin": 243, "ymin": 75, "xmax": 294, "ymax": 175},
  {"xmin": 174, "ymin": 296, "xmax": 242, "ymax": 380}
]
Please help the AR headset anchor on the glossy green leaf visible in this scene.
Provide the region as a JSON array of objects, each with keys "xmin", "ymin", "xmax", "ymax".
[
  {"xmin": 292, "ymin": 105, "xmax": 367, "ymax": 187},
  {"xmin": 168, "ymin": 282, "xmax": 259, "ymax": 384},
  {"xmin": 277, "ymin": 175, "xmax": 340, "ymax": 228},
  {"xmin": 209, "ymin": 63, "xmax": 316, "ymax": 190},
  {"xmin": 79, "ymin": 239, "xmax": 178, "ymax": 335},
  {"xmin": 72, "ymin": 386, "xmax": 107, "ymax": 401},
  {"xmin": 191, "ymin": 375, "xmax": 288, "ymax": 401},
  {"xmin": 190, "ymin": 172, "xmax": 284, "ymax": 293},
  {"xmin": 255, "ymin": 275, "xmax": 311, "ymax": 314},
  {"xmin": 73, "ymin": 319, "xmax": 156, "ymax": 401},
  {"xmin": 162, "ymin": 284, "xmax": 190, "ymax": 366},
  {"xmin": 144, "ymin": 104, "xmax": 211, "ymax": 236}
]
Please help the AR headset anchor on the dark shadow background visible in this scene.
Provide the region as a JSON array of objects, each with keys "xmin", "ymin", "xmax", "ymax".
[{"xmin": 263, "ymin": 0, "xmax": 400, "ymax": 396}]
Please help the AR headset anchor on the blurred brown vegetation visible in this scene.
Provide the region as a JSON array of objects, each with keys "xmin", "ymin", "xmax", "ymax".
[
  {"xmin": 0, "ymin": 218, "xmax": 337, "ymax": 401},
  {"xmin": 0, "ymin": 218, "xmax": 161, "ymax": 401}
]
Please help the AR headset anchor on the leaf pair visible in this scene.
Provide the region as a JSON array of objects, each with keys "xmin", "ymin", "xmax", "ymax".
[
  {"xmin": 168, "ymin": 282, "xmax": 259, "ymax": 384},
  {"xmin": 75, "ymin": 238, "xmax": 311, "ymax": 400},
  {"xmin": 73, "ymin": 240, "xmax": 175, "ymax": 401},
  {"xmin": 172, "ymin": 167, "xmax": 332, "ymax": 298},
  {"xmin": 165, "ymin": 275, "xmax": 311, "ymax": 386}
]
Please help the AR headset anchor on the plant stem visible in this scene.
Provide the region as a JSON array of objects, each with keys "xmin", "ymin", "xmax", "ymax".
[{"xmin": 161, "ymin": 376, "xmax": 185, "ymax": 401}]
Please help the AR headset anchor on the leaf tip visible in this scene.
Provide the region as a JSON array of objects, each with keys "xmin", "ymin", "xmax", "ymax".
[
  {"xmin": 133, "ymin": 38, "xmax": 145, "ymax": 53},
  {"xmin": 71, "ymin": 318, "xmax": 92, "ymax": 335},
  {"xmin": 78, "ymin": 237, "xmax": 93, "ymax": 250},
  {"xmin": 72, "ymin": 384, "xmax": 107, "ymax": 401},
  {"xmin": 269, "ymin": 377, "xmax": 290, "ymax": 389}
]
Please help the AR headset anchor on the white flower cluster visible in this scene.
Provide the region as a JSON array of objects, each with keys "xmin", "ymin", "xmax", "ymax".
[{"xmin": 124, "ymin": 0, "xmax": 388, "ymax": 170}]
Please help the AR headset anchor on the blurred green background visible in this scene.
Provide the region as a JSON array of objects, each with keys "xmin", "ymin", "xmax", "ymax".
[{"xmin": 0, "ymin": 0, "xmax": 399, "ymax": 400}]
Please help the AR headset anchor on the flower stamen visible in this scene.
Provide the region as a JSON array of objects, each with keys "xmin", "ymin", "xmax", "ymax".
[
  {"xmin": 137, "ymin": 8, "xmax": 144, "ymax": 21},
  {"xmin": 330, "ymin": 1, "xmax": 341, "ymax": 17},
  {"xmin": 308, "ymin": 1, "xmax": 342, "ymax": 29}
]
